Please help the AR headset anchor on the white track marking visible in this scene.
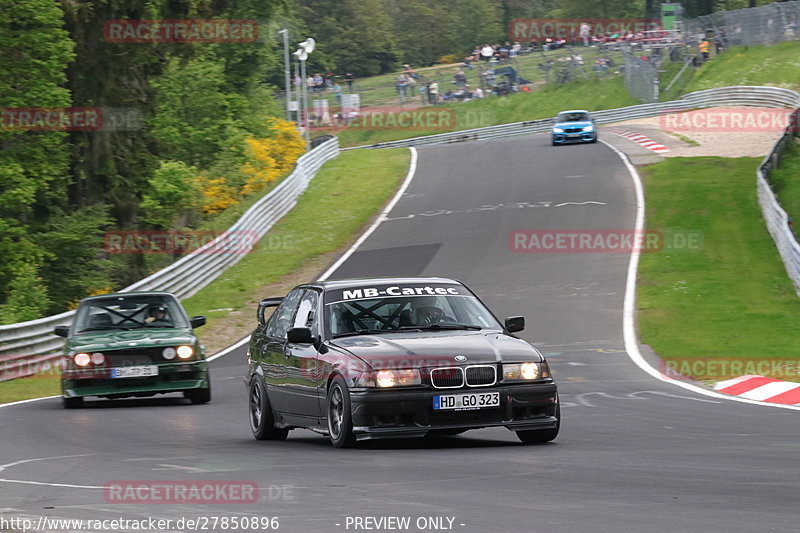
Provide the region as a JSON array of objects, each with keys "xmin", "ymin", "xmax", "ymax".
[
  {"xmin": 0, "ymin": 454, "xmax": 104, "ymax": 490},
  {"xmin": 602, "ymin": 139, "xmax": 800, "ymax": 411},
  {"xmin": 206, "ymin": 335, "xmax": 250, "ymax": 362},
  {"xmin": 319, "ymin": 147, "xmax": 419, "ymax": 281},
  {"xmin": 0, "ymin": 395, "xmax": 59, "ymax": 409}
]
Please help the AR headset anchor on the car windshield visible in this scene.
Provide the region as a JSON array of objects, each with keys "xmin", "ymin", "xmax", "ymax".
[
  {"xmin": 325, "ymin": 290, "xmax": 502, "ymax": 337},
  {"xmin": 73, "ymin": 294, "xmax": 189, "ymax": 333},
  {"xmin": 557, "ymin": 112, "xmax": 590, "ymax": 122}
]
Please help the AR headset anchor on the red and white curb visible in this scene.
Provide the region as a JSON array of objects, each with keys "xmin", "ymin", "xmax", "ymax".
[
  {"xmin": 607, "ymin": 128, "xmax": 670, "ymax": 153},
  {"xmin": 714, "ymin": 375, "xmax": 800, "ymax": 405}
]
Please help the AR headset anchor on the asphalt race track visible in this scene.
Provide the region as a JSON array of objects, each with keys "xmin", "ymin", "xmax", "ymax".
[{"xmin": 2, "ymin": 135, "xmax": 800, "ymax": 533}]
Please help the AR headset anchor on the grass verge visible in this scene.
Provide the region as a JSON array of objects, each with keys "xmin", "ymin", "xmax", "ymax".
[
  {"xmin": 685, "ymin": 41, "xmax": 800, "ymax": 92},
  {"xmin": 637, "ymin": 157, "xmax": 800, "ymax": 383},
  {"xmin": 0, "ymin": 148, "xmax": 411, "ymax": 405}
]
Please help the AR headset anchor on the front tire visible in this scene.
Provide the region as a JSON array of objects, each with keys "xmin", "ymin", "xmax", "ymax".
[
  {"xmin": 249, "ymin": 378, "xmax": 288, "ymax": 440},
  {"xmin": 184, "ymin": 383, "xmax": 211, "ymax": 404},
  {"xmin": 327, "ymin": 376, "xmax": 356, "ymax": 448},
  {"xmin": 62, "ymin": 396, "xmax": 84, "ymax": 409}
]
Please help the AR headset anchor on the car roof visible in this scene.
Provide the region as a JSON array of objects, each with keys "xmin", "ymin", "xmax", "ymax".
[
  {"xmin": 557, "ymin": 109, "xmax": 591, "ymax": 115},
  {"xmin": 79, "ymin": 291, "xmax": 177, "ymax": 303},
  {"xmin": 316, "ymin": 277, "xmax": 464, "ymax": 291}
]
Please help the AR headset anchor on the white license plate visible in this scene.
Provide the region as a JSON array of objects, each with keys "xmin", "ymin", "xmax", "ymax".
[
  {"xmin": 111, "ymin": 366, "xmax": 158, "ymax": 378},
  {"xmin": 433, "ymin": 392, "xmax": 500, "ymax": 410},
  {"xmin": 568, "ymin": 133, "xmax": 582, "ymax": 137}
]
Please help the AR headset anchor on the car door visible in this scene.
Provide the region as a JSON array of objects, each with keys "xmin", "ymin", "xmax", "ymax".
[
  {"xmin": 262, "ymin": 288, "xmax": 304, "ymax": 413},
  {"xmin": 282, "ymin": 288, "xmax": 323, "ymax": 419}
]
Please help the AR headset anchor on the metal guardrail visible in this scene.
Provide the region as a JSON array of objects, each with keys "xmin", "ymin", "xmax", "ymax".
[
  {"xmin": 353, "ymin": 86, "xmax": 800, "ymax": 150},
  {"xmin": 757, "ymin": 108, "xmax": 800, "ymax": 296},
  {"xmin": 0, "ymin": 137, "xmax": 341, "ymax": 381}
]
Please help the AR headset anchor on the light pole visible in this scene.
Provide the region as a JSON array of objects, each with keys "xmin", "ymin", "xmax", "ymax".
[
  {"xmin": 294, "ymin": 38, "xmax": 315, "ymax": 148},
  {"xmin": 278, "ymin": 29, "xmax": 291, "ymax": 121}
]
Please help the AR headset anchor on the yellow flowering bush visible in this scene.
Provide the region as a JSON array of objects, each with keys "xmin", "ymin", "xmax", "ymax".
[
  {"xmin": 197, "ymin": 175, "xmax": 238, "ymax": 215},
  {"xmin": 240, "ymin": 119, "xmax": 305, "ymax": 196}
]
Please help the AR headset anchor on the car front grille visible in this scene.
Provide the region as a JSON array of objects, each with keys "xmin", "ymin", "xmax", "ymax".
[
  {"xmin": 465, "ymin": 365, "xmax": 496, "ymax": 387},
  {"xmin": 430, "ymin": 367, "xmax": 464, "ymax": 388},
  {"xmin": 103, "ymin": 347, "xmax": 175, "ymax": 365},
  {"xmin": 564, "ymin": 127, "xmax": 583, "ymax": 133},
  {"xmin": 430, "ymin": 365, "xmax": 497, "ymax": 389}
]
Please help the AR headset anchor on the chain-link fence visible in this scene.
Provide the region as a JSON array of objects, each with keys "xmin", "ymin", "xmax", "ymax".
[
  {"xmin": 623, "ymin": 49, "xmax": 661, "ymax": 103},
  {"xmin": 624, "ymin": 1, "xmax": 800, "ymax": 103},
  {"xmin": 684, "ymin": 1, "xmax": 800, "ymax": 48}
]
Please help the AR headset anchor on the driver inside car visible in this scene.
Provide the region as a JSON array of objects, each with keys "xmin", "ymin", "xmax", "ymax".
[
  {"xmin": 144, "ymin": 304, "xmax": 172, "ymax": 326},
  {"xmin": 409, "ymin": 296, "xmax": 455, "ymax": 325}
]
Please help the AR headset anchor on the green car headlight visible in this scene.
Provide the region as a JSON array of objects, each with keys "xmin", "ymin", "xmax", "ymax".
[{"xmin": 503, "ymin": 362, "xmax": 550, "ymax": 381}]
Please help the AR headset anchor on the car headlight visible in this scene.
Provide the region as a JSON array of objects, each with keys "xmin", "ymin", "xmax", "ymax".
[
  {"xmin": 356, "ymin": 369, "xmax": 421, "ymax": 388},
  {"xmin": 91, "ymin": 352, "xmax": 105, "ymax": 365},
  {"xmin": 162, "ymin": 347, "xmax": 177, "ymax": 360},
  {"xmin": 74, "ymin": 353, "xmax": 91, "ymax": 367},
  {"xmin": 177, "ymin": 345, "xmax": 194, "ymax": 359},
  {"xmin": 552, "ymin": 127, "xmax": 564, "ymax": 133},
  {"xmin": 582, "ymin": 125, "xmax": 594, "ymax": 132},
  {"xmin": 503, "ymin": 362, "xmax": 550, "ymax": 381}
]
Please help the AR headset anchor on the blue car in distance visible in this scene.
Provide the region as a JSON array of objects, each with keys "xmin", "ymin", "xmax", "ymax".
[{"xmin": 551, "ymin": 110, "xmax": 598, "ymax": 145}]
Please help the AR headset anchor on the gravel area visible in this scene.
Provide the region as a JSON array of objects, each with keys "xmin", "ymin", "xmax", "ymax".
[{"xmin": 611, "ymin": 106, "xmax": 791, "ymax": 157}]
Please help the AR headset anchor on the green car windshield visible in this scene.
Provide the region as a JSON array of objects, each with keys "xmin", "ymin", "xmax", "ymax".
[{"xmin": 74, "ymin": 295, "xmax": 189, "ymax": 333}]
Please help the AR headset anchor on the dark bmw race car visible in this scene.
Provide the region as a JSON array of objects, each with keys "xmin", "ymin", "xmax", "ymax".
[
  {"xmin": 55, "ymin": 292, "xmax": 210, "ymax": 408},
  {"xmin": 245, "ymin": 277, "xmax": 559, "ymax": 448}
]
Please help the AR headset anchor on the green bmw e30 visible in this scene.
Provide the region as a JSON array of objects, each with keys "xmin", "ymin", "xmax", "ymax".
[{"xmin": 55, "ymin": 292, "xmax": 210, "ymax": 408}]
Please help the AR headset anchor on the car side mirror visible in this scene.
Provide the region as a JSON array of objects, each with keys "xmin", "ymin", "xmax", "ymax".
[
  {"xmin": 190, "ymin": 316, "xmax": 206, "ymax": 329},
  {"xmin": 287, "ymin": 327, "xmax": 315, "ymax": 345},
  {"xmin": 54, "ymin": 325, "xmax": 70, "ymax": 338},
  {"xmin": 505, "ymin": 316, "xmax": 525, "ymax": 333},
  {"xmin": 257, "ymin": 297, "xmax": 284, "ymax": 325}
]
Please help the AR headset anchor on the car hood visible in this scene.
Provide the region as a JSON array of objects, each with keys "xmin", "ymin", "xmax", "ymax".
[
  {"xmin": 554, "ymin": 121, "xmax": 593, "ymax": 129},
  {"xmin": 329, "ymin": 330, "xmax": 543, "ymax": 370},
  {"xmin": 66, "ymin": 328, "xmax": 196, "ymax": 353}
]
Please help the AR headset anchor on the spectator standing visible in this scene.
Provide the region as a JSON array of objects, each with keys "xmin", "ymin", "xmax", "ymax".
[
  {"xmin": 313, "ymin": 73, "xmax": 324, "ymax": 92},
  {"xmin": 480, "ymin": 43, "xmax": 494, "ymax": 61},
  {"xmin": 511, "ymin": 42, "xmax": 522, "ymax": 57},
  {"xmin": 428, "ymin": 81, "xmax": 438, "ymax": 104},
  {"xmin": 333, "ymin": 82, "xmax": 343, "ymax": 104},
  {"xmin": 454, "ymin": 70, "xmax": 467, "ymax": 88},
  {"xmin": 699, "ymin": 39, "xmax": 710, "ymax": 62},
  {"xmin": 579, "ymin": 22, "xmax": 591, "ymax": 46},
  {"xmin": 344, "ymin": 72, "xmax": 354, "ymax": 91},
  {"xmin": 396, "ymin": 73, "xmax": 409, "ymax": 101}
]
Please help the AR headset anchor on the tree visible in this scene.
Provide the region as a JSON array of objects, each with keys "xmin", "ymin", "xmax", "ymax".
[
  {"xmin": 140, "ymin": 162, "xmax": 202, "ymax": 229},
  {"xmin": 0, "ymin": 264, "xmax": 50, "ymax": 323},
  {"xmin": 299, "ymin": 0, "xmax": 399, "ymax": 76},
  {"xmin": 0, "ymin": 0, "xmax": 73, "ymax": 317}
]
